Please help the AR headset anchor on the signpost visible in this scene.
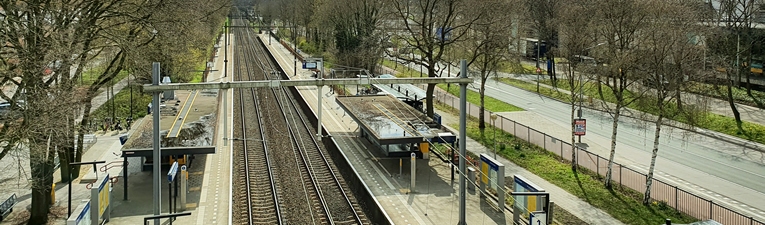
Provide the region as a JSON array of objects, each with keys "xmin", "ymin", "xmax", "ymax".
[
  {"xmin": 167, "ymin": 161, "xmax": 179, "ymax": 222},
  {"xmin": 180, "ymin": 165, "xmax": 187, "ymax": 210}
]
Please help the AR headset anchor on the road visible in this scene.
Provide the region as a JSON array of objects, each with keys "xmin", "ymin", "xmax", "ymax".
[{"xmin": 389, "ymin": 57, "xmax": 765, "ymax": 220}]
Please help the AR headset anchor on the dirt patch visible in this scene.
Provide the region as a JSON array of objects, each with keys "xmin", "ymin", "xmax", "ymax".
[{"xmin": 123, "ymin": 89, "xmax": 219, "ymax": 149}]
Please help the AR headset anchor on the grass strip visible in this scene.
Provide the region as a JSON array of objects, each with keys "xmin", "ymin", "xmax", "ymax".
[
  {"xmin": 91, "ymin": 84, "xmax": 153, "ymax": 120},
  {"xmin": 495, "ymin": 77, "xmax": 765, "ymax": 144},
  {"xmin": 381, "ymin": 60, "xmax": 523, "ymax": 112},
  {"xmin": 436, "ymin": 83, "xmax": 524, "ymax": 112},
  {"xmin": 434, "ymin": 103, "xmax": 698, "ymax": 225}
]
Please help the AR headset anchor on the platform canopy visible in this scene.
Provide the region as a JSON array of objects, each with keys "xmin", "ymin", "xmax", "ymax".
[
  {"xmin": 336, "ymin": 95, "xmax": 439, "ymax": 145},
  {"xmin": 121, "ymin": 146, "xmax": 216, "ymax": 157}
]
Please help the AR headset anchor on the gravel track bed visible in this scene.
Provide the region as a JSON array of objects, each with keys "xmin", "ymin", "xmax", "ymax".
[
  {"xmin": 231, "ymin": 13, "xmax": 369, "ymax": 224},
  {"xmin": 231, "ymin": 16, "xmax": 281, "ymax": 225}
]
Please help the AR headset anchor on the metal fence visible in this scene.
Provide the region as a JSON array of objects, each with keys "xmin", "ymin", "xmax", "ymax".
[{"xmin": 432, "ymin": 88, "xmax": 765, "ymax": 225}]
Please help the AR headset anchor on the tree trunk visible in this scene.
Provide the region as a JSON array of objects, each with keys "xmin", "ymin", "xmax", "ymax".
[
  {"xmin": 571, "ymin": 84, "xmax": 577, "ymax": 172},
  {"xmin": 74, "ymin": 99, "xmax": 95, "ymax": 177},
  {"xmin": 426, "ymin": 83, "xmax": 435, "ymax": 118},
  {"xmin": 726, "ymin": 74, "xmax": 743, "ymax": 131},
  {"xmin": 604, "ymin": 105, "xmax": 621, "ymax": 188},
  {"xmin": 644, "ymin": 110, "xmax": 663, "ymax": 204},
  {"xmin": 479, "ymin": 72, "xmax": 487, "ymax": 130},
  {"xmin": 569, "ymin": 63, "xmax": 577, "ymax": 172},
  {"xmin": 29, "ymin": 141, "xmax": 54, "ymax": 225}
]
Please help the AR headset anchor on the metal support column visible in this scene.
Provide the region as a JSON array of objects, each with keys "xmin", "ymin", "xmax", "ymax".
[
  {"xmin": 223, "ymin": 89, "xmax": 228, "ymax": 146},
  {"xmin": 152, "ymin": 62, "xmax": 162, "ymax": 224},
  {"xmin": 458, "ymin": 59, "xmax": 467, "ymax": 225},
  {"xmin": 317, "ymin": 85, "xmax": 323, "ymax": 141}
]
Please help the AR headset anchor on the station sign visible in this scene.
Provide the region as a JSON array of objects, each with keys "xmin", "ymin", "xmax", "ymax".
[
  {"xmin": 167, "ymin": 162, "xmax": 179, "ymax": 182},
  {"xmin": 303, "ymin": 62, "xmax": 317, "ymax": 69}
]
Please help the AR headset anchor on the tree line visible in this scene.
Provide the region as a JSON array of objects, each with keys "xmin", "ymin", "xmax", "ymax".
[{"xmin": 262, "ymin": 0, "xmax": 764, "ymax": 206}]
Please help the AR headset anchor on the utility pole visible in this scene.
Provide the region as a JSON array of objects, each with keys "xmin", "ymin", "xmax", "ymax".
[
  {"xmin": 224, "ymin": 15, "xmax": 229, "ymax": 78},
  {"xmin": 151, "ymin": 63, "xmax": 162, "ymax": 225},
  {"xmin": 458, "ymin": 59, "xmax": 468, "ymax": 225}
]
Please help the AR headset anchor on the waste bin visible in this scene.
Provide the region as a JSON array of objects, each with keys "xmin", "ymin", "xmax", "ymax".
[{"xmin": 467, "ymin": 167, "xmax": 476, "ymax": 191}]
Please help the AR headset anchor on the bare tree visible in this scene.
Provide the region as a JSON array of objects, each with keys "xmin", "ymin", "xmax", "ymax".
[
  {"xmin": 524, "ymin": 0, "xmax": 562, "ymax": 86},
  {"xmin": 386, "ymin": 0, "xmax": 483, "ymax": 117},
  {"xmin": 556, "ymin": 0, "xmax": 598, "ymax": 172},
  {"xmin": 637, "ymin": 0, "xmax": 705, "ymax": 204},
  {"xmin": 315, "ymin": 0, "xmax": 385, "ymax": 71},
  {"xmin": 590, "ymin": 0, "xmax": 651, "ymax": 189},
  {"xmin": 458, "ymin": 0, "xmax": 514, "ymax": 130}
]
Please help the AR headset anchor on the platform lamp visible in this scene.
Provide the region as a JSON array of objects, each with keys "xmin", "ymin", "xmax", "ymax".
[{"xmin": 68, "ymin": 161, "xmax": 105, "ymax": 217}]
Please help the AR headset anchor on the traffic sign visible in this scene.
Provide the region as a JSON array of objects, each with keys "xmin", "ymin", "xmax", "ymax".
[
  {"xmin": 181, "ymin": 165, "xmax": 187, "ymax": 172},
  {"xmin": 535, "ymin": 67, "xmax": 542, "ymax": 74},
  {"xmin": 411, "ymin": 152, "xmax": 416, "ymax": 160}
]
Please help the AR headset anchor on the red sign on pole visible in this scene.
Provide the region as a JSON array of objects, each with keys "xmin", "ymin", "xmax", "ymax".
[
  {"xmin": 535, "ymin": 67, "xmax": 542, "ymax": 74},
  {"xmin": 574, "ymin": 119, "xmax": 586, "ymax": 136}
]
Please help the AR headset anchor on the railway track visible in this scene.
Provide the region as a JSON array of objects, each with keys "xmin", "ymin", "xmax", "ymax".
[
  {"xmin": 230, "ymin": 10, "xmax": 368, "ymax": 225},
  {"xmin": 231, "ymin": 15, "xmax": 282, "ymax": 225}
]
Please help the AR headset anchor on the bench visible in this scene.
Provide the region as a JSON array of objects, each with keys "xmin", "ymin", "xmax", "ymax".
[{"xmin": 0, "ymin": 193, "xmax": 17, "ymax": 221}]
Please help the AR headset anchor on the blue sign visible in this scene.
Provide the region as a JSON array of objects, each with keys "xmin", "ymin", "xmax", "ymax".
[
  {"xmin": 436, "ymin": 27, "xmax": 453, "ymax": 41},
  {"xmin": 433, "ymin": 113, "xmax": 442, "ymax": 125},
  {"xmin": 303, "ymin": 62, "xmax": 317, "ymax": 69},
  {"xmin": 167, "ymin": 162, "xmax": 178, "ymax": 182},
  {"xmin": 75, "ymin": 202, "xmax": 90, "ymax": 225}
]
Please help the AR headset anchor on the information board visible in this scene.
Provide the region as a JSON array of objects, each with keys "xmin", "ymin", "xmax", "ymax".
[{"xmin": 574, "ymin": 119, "xmax": 586, "ymax": 136}]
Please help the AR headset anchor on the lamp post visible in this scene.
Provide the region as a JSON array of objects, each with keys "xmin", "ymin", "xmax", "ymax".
[
  {"xmin": 491, "ymin": 113, "xmax": 498, "ymax": 159},
  {"xmin": 577, "ymin": 42, "xmax": 605, "ymax": 143},
  {"xmin": 68, "ymin": 161, "xmax": 105, "ymax": 217},
  {"xmin": 129, "ymin": 70, "xmax": 132, "ymax": 120},
  {"xmin": 224, "ymin": 17, "xmax": 229, "ymax": 78}
]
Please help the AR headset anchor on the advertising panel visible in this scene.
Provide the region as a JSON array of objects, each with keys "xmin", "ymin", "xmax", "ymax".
[{"xmin": 574, "ymin": 119, "xmax": 586, "ymax": 136}]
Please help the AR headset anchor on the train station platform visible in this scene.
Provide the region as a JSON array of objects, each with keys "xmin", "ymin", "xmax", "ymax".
[
  {"xmin": 52, "ymin": 33, "xmax": 235, "ymax": 225},
  {"xmin": 262, "ymin": 33, "xmax": 516, "ymax": 225}
]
